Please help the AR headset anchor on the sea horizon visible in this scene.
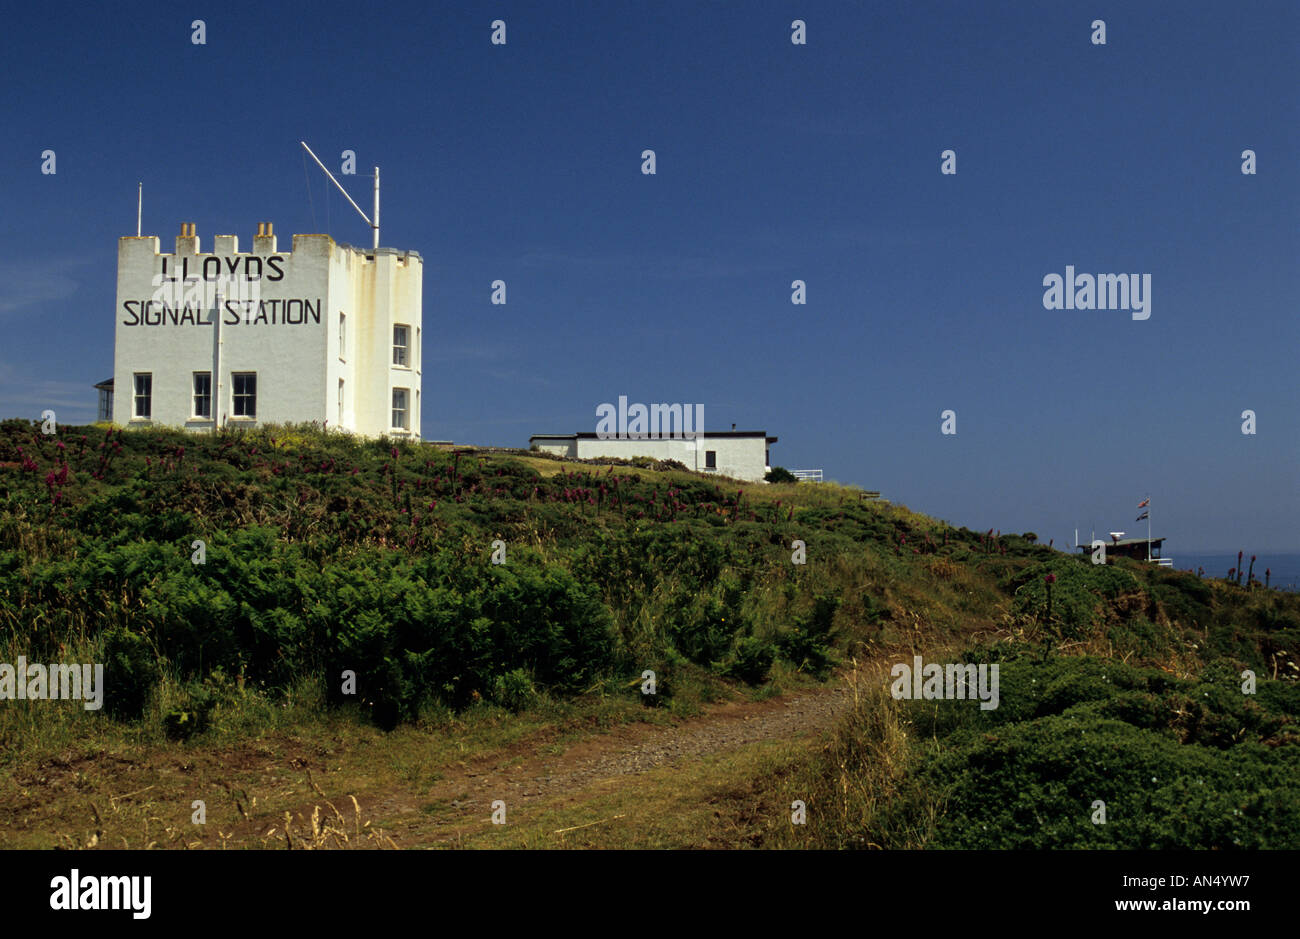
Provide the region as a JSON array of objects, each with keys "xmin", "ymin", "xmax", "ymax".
[{"xmin": 1171, "ymin": 551, "xmax": 1300, "ymax": 591}]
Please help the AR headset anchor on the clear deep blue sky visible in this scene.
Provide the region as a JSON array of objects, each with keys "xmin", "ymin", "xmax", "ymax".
[{"xmin": 2, "ymin": 1, "xmax": 1296, "ymax": 552}]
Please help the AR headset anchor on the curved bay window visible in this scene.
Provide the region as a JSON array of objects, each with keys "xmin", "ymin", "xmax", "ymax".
[{"xmin": 392, "ymin": 387, "xmax": 409, "ymax": 431}]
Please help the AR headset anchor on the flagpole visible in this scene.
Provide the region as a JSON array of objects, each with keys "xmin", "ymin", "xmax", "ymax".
[{"xmin": 1147, "ymin": 493, "xmax": 1151, "ymax": 562}]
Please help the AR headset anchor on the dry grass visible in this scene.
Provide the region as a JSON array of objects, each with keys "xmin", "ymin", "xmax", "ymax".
[
  {"xmin": 265, "ymin": 796, "xmax": 398, "ymax": 850},
  {"xmin": 768, "ymin": 659, "xmax": 944, "ymax": 850},
  {"xmin": 40, "ymin": 780, "xmax": 398, "ymax": 851}
]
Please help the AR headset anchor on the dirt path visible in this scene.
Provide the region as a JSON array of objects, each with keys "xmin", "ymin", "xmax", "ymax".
[
  {"xmin": 4, "ymin": 679, "xmax": 859, "ymax": 849},
  {"xmin": 361, "ymin": 681, "xmax": 856, "ymax": 842}
]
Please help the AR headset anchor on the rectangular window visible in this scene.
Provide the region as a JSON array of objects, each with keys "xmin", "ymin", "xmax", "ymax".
[
  {"xmin": 339, "ymin": 313, "xmax": 346, "ymax": 359},
  {"xmin": 705, "ymin": 450, "xmax": 717, "ymax": 469},
  {"xmin": 415, "ymin": 327, "xmax": 421, "ymax": 370},
  {"xmin": 232, "ymin": 372, "xmax": 257, "ymax": 418},
  {"xmin": 392, "ymin": 387, "xmax": 409, "ymax": 430},
  {"xmin": 338, "ymin": 378, "xmax": 344, "ymax": 426},
  {"xmin": 133, "ymin": 373, "xmax": 152, "ymax": 419},
  {"xmin": 193, "ymin": 372, "xmax": 211, "ymax": 418},
  {"xmin": 393, "ymin": 324, "xmax": 409, "ymax": 366},
  {"xmin": 97, "ymin": 388, "xmax": 113, "ymax": 422}
]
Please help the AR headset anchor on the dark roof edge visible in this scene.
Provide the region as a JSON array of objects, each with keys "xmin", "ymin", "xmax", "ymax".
[{"xmin": 530, "ymin": 431, "xmax": 773, "ymax": 440}]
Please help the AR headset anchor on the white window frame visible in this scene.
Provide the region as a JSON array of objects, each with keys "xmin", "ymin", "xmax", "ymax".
[
  {"xmin": 193, "ymin": 371, "xmax": 212, "ymax": 419},
  {"xmin": 231, "ymin": 372, "xmax": 257, "ymax": 419},
  {"xmin": 392, "ymin": 387, "xmax": 409, "ymax": 431},
  {"xmin": 393, "ymin": 324, "xmax": 409, "ymax": 367},
  {"xmin": 132, "ymin": 372, "xmax": 152, "ymax": 420},
  {"xmin": 339, "ymin": 312, "xmax": 347, "ymax": 360}
]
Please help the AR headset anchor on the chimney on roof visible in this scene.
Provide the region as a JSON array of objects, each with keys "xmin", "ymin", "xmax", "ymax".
[
  {"xmin": 253, "ymin": 221, "xmax": 277, "ymax": 254},
  {"xmin": 175, "ymin": 222, "xmax": 198, "ymax": 255},
  {"xmin": 731, "ymin": 423, "xmax": 736, "ymax": 430}
]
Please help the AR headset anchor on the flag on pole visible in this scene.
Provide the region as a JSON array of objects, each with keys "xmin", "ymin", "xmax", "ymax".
[
  {"xmin": 1137, "ymin": 498, "xmax": 1150, "ymax": 508},
  {"xmin": 1136, "ymin": 511, "xmax": 1149, "ymax": 521}
]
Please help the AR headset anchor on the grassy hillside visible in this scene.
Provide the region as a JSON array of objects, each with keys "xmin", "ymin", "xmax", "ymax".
[{"xmin": 1, "ymin": 419, "xmax": 1296, "ymax": 848}]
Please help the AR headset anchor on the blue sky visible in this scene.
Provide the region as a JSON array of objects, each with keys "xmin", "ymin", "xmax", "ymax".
[{"xmin": 2, "ymin": 0, "xmax": 1296, "ymax": 552}]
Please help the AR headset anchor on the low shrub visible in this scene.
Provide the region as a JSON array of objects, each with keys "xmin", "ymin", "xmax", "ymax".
[{"xmin": 100, "ymin": 627, "xmax": 156, "ymax": 720}]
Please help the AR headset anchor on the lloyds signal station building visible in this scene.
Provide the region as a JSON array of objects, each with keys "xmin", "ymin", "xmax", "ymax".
[{"xmin": 110, "ymin": 222, "xmax": 423, "ymax": 438}]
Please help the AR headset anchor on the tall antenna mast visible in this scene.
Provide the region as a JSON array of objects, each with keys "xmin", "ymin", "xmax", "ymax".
[
  {"xmin": 136, "ymin": 182, "xmax": 142, "ymax": 237},
  {"xmin": 300, "ymin": 141, "xmax": 379, "ymax": 250}
]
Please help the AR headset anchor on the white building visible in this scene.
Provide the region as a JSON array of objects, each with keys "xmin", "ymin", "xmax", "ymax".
[
  {"xmin": 109, "ymin": 222, "xmax": 423, "ymax": 438},
  {"xmin": 529, "ymin": 431, "xmax": 777, "ymax": 482}
]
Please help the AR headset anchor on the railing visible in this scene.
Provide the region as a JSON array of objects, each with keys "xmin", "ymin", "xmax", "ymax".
[{"xmin": 791, "ymin": 469, "xmax": 823, "ymax": 482}]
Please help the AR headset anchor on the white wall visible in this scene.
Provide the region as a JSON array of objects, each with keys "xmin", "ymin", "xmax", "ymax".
[
  {"xmin": 530, "ymin": 434, "xmax": 772, "ymax": 481},
  {"xmin": 530, "ymin": 438, "xmax": 577, "ymax": 458},
  {"xmin": 694, "ymin": 435, "xmax": 770, "ymax": 482},
  {"xmin": 112, "ymin": 228, "xmax": 422, "ymax": 439}
]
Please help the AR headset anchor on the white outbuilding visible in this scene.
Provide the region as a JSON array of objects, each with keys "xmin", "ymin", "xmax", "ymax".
[
  {"xmin": 110, "ymin": 223, "xmax": 423, "ymax": 438},
  {"xmin": 529, "ymin": 431, "xmax": 777, "ymax": 482}
]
